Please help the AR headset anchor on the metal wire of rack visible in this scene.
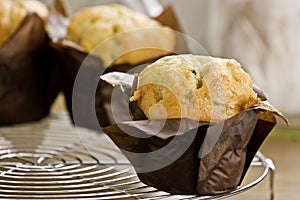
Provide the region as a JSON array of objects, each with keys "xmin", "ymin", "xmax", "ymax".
[{"xmin": 0, "ymin": 112, "xmax": 275, "ymax": 200}]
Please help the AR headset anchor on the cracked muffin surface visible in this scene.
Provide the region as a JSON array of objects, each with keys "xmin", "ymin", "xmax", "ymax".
[{"xmin": 130, "ymin": 55, "xmax": 260, "ymax": 122}]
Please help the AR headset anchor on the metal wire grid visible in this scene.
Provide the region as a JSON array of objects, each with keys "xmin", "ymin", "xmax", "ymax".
[{"xmin": 0, "ymin": 113, "xmax": 274, "ymax": 200}]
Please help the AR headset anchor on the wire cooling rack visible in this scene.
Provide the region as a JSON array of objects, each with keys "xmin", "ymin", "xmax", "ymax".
[{"xmin": 0, "ymin": 113, "xmax": 275, "ymax": 199}]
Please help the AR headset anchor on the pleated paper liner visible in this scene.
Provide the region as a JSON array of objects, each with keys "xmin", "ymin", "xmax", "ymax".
[
  {"xmin": 49, "ymin": 39, "xmax": 110, "ymax": 129},
  {"xmin": 0, "ymin": 13, "xmax": 59, "ymax": 125},
  {"xmin": 102, "ymin": 87, "xmax": 286, "ymax": 195}
]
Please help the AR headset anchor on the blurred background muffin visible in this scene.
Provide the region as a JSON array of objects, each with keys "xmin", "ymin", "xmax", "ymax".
[
  {"xmin": 66, "ymin": 4, "xmax": 175, "ymax": 66},
  {"xmin": 0, "ymin": 0, "xmax": 48, "ymax": 46},
  {"xmin": 0, "ymin": 0, "xmax": 60, "ymax": 125}
]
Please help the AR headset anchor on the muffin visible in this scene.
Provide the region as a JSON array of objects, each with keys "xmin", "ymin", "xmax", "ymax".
[
  {"xmin": 0, "ymin": 12, "xmax": 57, "ymax": 125},
  {"xmin": 102, "ymin": 54, "xmax": 283, "ymax": 195},
  {"xmin": 0, "ymin": 0, "xmax": 48, "ymax": 46},
  {"xmin": 130, "ymin": 54, "xmax": 261, "ymax": 122},
  {"xmin": 0, "ymin": 0, "xmax": 59, "ymax": 125},
  {"xmin": 66, "ymin": 4, "xmax": 175, "ymax": 66}
]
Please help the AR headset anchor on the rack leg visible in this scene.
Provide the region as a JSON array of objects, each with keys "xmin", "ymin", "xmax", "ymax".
[{"xmin": 266, "ymin": 158, "xmax": 275, "ymax": 200}]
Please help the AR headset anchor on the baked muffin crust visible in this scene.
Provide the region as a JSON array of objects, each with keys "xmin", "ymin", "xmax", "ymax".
[{"xmin": 130, "ymin": 55, "xmax": 260, "ymax": 122}]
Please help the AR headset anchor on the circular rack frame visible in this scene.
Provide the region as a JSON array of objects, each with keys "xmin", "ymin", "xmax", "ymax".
[{"xmin": 0, "ymin": 113, "xmax": 275, "ymax": 200}]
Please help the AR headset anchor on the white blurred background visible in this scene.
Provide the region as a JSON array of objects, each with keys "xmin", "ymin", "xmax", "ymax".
[
  {"xmin": 158, "ymin": 0, "xmax": 300, "ymax": 126},
  {"xmin": 45, "ymin": 0, "xmax": 300, "ymax": 126}
]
